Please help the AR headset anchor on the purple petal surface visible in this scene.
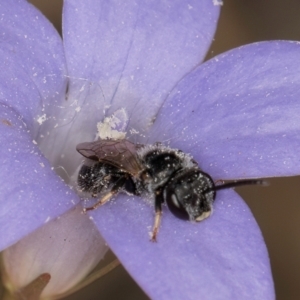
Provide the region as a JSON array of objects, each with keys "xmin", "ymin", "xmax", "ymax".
[
  {"xmin": 0, "ymin": 0, "xmax": 67, "ymax": 128},
  {"xmin": 0, "ymin": 1, "xmax": 77, "ymax": 250},
  {"xmin": 90, "ymin": 190, "xmax": 273, "ymax": 299},
  {"xmin": 0, "ymin": 105, "xmax": 78, "ymax": 251},
  {"xmin": 62, "ymin": 0, "xmax": 220, "ymax": 135},
  {"xmin": 148, "ymin": 41, "xmax": 300, "ymax": 179}
]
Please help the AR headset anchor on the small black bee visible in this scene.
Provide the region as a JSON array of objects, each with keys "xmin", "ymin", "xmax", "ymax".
[{"xmin": 76, "ymin": 139, "xmax": 265, "ymax": 241}]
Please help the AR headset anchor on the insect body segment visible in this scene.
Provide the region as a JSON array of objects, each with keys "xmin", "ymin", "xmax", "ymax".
[
  {"xmin": 164, "ymin": 169, "xmax": 216, "ymax": 222},
  {"xmin": 76, "ymin": 139, "xmax": 265, "ymax": 241},
  {"xmin": 78, "ymin": 162, "xmax": 136, "ymax": 198}
]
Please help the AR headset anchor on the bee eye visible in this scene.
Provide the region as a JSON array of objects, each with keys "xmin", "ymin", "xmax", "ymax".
[{"xmin": 165, "ymin": 192, "xmax": 190, "ymax": 220}]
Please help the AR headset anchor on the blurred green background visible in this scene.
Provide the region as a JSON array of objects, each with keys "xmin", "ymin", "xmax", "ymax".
[{"xmin": 23, "ymin": 1, "xmax": 300, "ymax": 299}]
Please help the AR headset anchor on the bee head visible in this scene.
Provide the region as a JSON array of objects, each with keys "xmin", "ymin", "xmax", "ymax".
[
  {"xmin": 164, "ymin": 169, "xmax": 216, "ymax": 221},
  {"xmin": 164, "ymin": 169, "xmax": 266, "ymax": 221}
]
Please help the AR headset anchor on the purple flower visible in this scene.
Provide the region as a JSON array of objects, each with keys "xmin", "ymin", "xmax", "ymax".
[{"xmin": 2, "ymin": 0, "xmax": 300, "ymax": 299}]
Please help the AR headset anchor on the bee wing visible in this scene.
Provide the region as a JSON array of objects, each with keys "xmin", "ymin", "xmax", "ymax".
[{"xmin": 76, "ymin": 139, "xmax": 144, "ymax": 176}]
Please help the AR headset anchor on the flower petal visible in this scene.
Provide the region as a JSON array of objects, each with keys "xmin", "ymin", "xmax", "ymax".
[
  {"xmin": 2, "ymin": 206, "xmax": 108, "ymax": 298},
  {"xmin": 0, "ymin": 105, "xmax": 78, "ymax": 251},
  {"xmin": 0, "ymin": 1, "xmax": 76, "ymax": 250},
  {"xmin": 89, "ymin": 190, "xmax": 274, "ymax": 299},
  {"xmin": 62, "ymin": 0, "xmax": 220, "ymax": 136},
  {"xmin": 148, "ymin": 41, "xmax": 300, "ymax": 179},
  {"xmin": 0, "ymin": 0, "xmax": 67, "ymax": 129}
]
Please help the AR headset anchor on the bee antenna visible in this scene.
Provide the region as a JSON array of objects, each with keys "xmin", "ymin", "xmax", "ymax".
[{"xmin": 212, "ymin": 179, "xmax": 268, "ymax": 192}]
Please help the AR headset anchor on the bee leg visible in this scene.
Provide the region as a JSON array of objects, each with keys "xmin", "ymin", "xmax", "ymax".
[
  {"xmin": 83, "ymin": 191, "xmax": 116, "ymax": 212},
  {"xmin": 83, "ymin": 177, "xmax": 126, "ymax": 212},
  {"xmin": 150, "ymin": 191, "xmax": 163, "ymax": 242}
]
